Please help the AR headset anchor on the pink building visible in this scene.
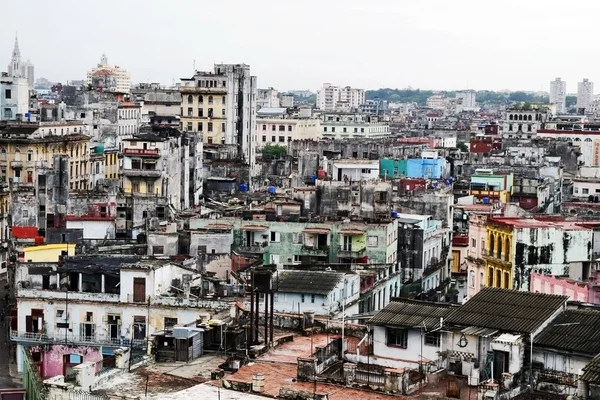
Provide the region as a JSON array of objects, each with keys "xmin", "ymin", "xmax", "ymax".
[
  {"xmin": 531, "ymin": 271, "xmax": 600, "ymax": 304},
  {"xmin": 464, "ymin": 210, "xmax": 492, "ymax": 299}
]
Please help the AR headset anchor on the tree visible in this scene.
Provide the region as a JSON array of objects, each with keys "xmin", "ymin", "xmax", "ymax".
[
  {"xmin": 261, "ymin": 144, "xmax": 287, "ymax": 159},
  {"xmin": 457, "ymin": 142, "xmax": 469, "ymax": 152}
]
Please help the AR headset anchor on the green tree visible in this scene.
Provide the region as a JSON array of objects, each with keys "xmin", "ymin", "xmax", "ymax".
[
  {"xmin": 261, "ymin": 144, "xmax": 287, "ymax": 159},
  {"xmin": 457, "ymin": 142, "xmax": 469, "ymax": 152}
]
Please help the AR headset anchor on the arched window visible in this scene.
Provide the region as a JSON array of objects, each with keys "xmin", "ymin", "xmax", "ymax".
[
  {"xmin": 585, "ymin": 138, "xmax": 592, "ymax": 142},
  {"xmin": 14, "ymin": 149, "xmax": 21, "ymax": 161},
  {"xmin": 528, "ymin": 115, "xmax": 532, "ymax": 121},
  {"xmin": 199, "ymin": 95, "xmax": 204, "ymax": 104},
  {"xmin": 509, "ymin": 114, "xmax": 513, "ymax": 120},
  {"xmin": 505, "ymin": 238, "xmax": 510, "ymax": 261},
  {"xmin": 208, "ymin": 96, "xmax": 213, "ymax": 104},
  {"xmin": 496, "ymin": 236, "xmax": 502, "ymax": 259},
  {"xmin": 187, "ymin": 95, "xmax": 193, "ymax": 103}
]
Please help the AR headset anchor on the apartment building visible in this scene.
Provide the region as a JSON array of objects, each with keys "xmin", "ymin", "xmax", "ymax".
[
  {"xmin": 316, "ymin": 83, "xmax": 364, "ymax": 111},
  {"xmin": 86, "ymin": 54, "xmax": 131, "ymax": 93},
  {"xmin": 0, "ymin": 72, "xmax": 29, "ymax": 121},
  {"xmin": 255, "ymin": 108, "xmax": 321, "ymax": 151},
  {"xmin": 550, "ymin": 77, "xmax": 567, "ymax": 114},
  {"xmin": 321, "ymin": 112, "xmax": 390, "ymax": 139}
]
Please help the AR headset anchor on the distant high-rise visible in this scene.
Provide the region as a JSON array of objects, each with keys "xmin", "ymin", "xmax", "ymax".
[
  {"xmin": 577, "ymin": 78, "xmax": 594, "ymax": 113},
  {"xmin": 549, "ymin": 77, "xmax": 567, "ymax": 114},
  {"xmin": 86, "ymin": 54, "xmax": 131, "ymax": 93},
  {"xmin": 7, "ymin": 34, "xmax": 34, "ymax": 90},
  {"xmin": 316, "ymin": 83, "xmax": 365, "ymax": 111}
]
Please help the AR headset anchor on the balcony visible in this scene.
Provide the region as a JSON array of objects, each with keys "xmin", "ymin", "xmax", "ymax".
[
  {"xmin": 452, "ymin": 235, "xmax": 469, "ymax": 247},
  {"xmin": 300, "ymin": 245, "xmax": 329, "ymax": 257},
  {"xmin": 10, "ymin": 160, "xmax": 23, "ymax": 168},
  {"xmin": 11, "ymin": 329, "xmax": 132, "ymax": 347},
  {"xmin": 123, "ymin": 148, "xmax": 160, "ymax": 158},
  {"xmin": 17, "ymin": 288, "xmax": 120, "ymax": 303},
  {"xmin": 180, "ymin": 86, "xmax": 227, "ymax": 94},
  {"xmin": 233, "ymin": 242, "xmax": 268, "ymax": 254},
  {"xmin": 482, "ymin": 249, "xmax": 511, "ymax": 265},
  {"xmin": 122, "ymin": 169, "xmax": 162, "ymax": 179},
  {"xmin": 338, "ymin": 246, "xmax": 366, "ymax": 258}
]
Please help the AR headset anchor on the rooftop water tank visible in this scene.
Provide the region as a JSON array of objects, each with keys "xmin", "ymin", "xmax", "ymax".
[
  {"xmin": 239, "ymin": 183, "xmax": 248, "ymax": 192},
  {"xmin": 95, "ymin": 144, "xmax": 105, "ymax": 154},
  {"xmin": 268, "ymin": 186, "xmax": 276, "ymax": 194},
  {"xmin": 391, "ymin": 211, "xmax": 399, "ymax": 218},
  {"xmin": 483, "ymin": 197, "xmax": 489, "ymax": 204}
]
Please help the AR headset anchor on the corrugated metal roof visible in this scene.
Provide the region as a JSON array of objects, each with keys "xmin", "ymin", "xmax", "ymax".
[
  {"xmin": 275, "ymin": 270, "xmax": 345, "ymax": 295},
  {"xmin": 534, "ymin": 308, "xmax": 600, "ymax": 356},
  {"xmin": 461, "ymin": 326, "xmax": 498, "ymax": 337},
  {"xmin": 581, "ymin": 353, "xmax": 600, "ymax": 384},
  {"xmin": 445, "ymin": 288, "xmax": 567, "ymax": 334},
  {"xmin": 493, "ymin": 333, "xmax": 522, "ymax": 344},
  {"xmin": 368, "ymin": 299, "xmax": 457, "ymax": 330}
]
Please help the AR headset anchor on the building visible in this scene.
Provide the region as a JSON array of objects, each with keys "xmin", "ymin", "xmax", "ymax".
[
  {"xmin": 117, "ymin": 102, "xmax": 141, "ymax": 140},
  {"xmin": 120, "ymin": 134, "xmax": 183, "ymax": 209},
  {"xmin": 256, "ymin": 88, "xmax": 279, "ymax": 110},
  {"xmin": 484, "ymin": 217, "xmax": 593, "ymax": 291},
  {"xmin": 255, "ymin": 108, "xmax": 321, "ymax": 151},
  {"xmin": 502, "ymin": 106, "xmax": 551, "ymax": 139},
  {"xmin": 330, "ymin": 159, "xmax": 379, "ymax": 181},
  {"xmin": 379, "ymin": 151, "xmax": 448, "ymax": 180},
  {"xmin": 359, "ymin": 99, "xmax": 388, "ymax": 116},
  {"xmin": 10, "ymin": 255, "xmax": 234, "ymax": 377},
  {"xmin": 7, "ymin": 35, "xmax": 34, "ymax": 90},
  {"xmin": 550, "ymin": 77, "xmax": 567, "ymax": 114},
  {"xmin": 316, "ymin": 84, "xmax": 364, "ymax": 111},
  {"xmin": 455, "ymin": 90, "xmax": 476, "ymax": 112},
  {"xmin": 131, "ymin": 83, "xmax": 181, "ymax": 123},
  {"xmin": 426, "ymin": 94, "xmax": 446, "ymax": 110},
  {"xmin": 321, "ymin": 112, "xmax": 390, "ymax": 139},
  {"xmin": 1, "ymin": 73, "xmax": 29, "ymax": 121},
  {"xmin": 179, "ymin": 64, "xmax": 257, "ymax": 168},
  {"xmin": 272, "ymin": 270, "xmax": 360, "ymax": 317},
  {"xmin": 361, "ymin": 299, "xmax": 457, "ymax": 370},
  {"xmin": 280, "ymin": 93, "xmax": 294, "ymax": 108},
  {"xmin": 577, "ymin": 78, "xmax": 594, "ymax": 113},
  {"xmin": 86, "ymin": 54, "xmax": 131, "ymax": 93}
]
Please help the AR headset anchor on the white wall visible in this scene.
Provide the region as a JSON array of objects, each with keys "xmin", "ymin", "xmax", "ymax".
[
  {"xmin": 66, "ymin": 220, "xmax": 115, "ymax": 240},
  {"xmin": 371, "ymin": 326, "xmax": 441, "ymax": 368},
  {"xmin": 532, "ymin": 349, "xmax": 590, "ymax": 376},
  {"xmin": 332, "ymin": 162, "xmax": 379, "ymax": 181}
]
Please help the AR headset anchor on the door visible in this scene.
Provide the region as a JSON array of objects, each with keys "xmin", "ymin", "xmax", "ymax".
[
  {"xmin": 175, "ymin": 339, "xmax": 188, "ymax": 362},
  {"xmin": 133, "ymin": 278, "xmax": 146, "ymax": 303}
]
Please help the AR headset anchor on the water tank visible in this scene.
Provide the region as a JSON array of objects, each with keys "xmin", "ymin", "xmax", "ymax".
[
  {"xmin": 239, "ymin": 183, "xmax": 248, "ymax": 192},
  {"xmin": 483, "ymin": 197, "xmax": 489, "ymax": 204},
  {"xmin": 95, "ymin": 144, "xmax": 105, "ymax": 154},
  {"xmin": 391, "ymin": 211, "xmax": 399, "ymax": 218},
  {"xmin": 252, "ymin": 373, "xmax": 265, "ymax": 393},
  {"xmin": 268, "ymin": 186, "xmax": 276, "ymax": 194},
  {"xmin": 311, "ymin": 174, "xmax": 316, "ymax": 183},
  {"xmin": 317, "ymin": 169, "xmax": 326, "ymax": 179}
]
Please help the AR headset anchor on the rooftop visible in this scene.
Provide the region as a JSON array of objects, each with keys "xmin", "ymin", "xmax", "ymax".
[
  {"xmin": 445, "ymin": 288, "xmax": 567, "ymax": 334},
  {"xmin": 534, "ymin": 308, "xmax": 600, "ymax": 356},
  {"xmin": 581, "ymin": 353, "xmax": 600, "ymax": 384},
  {"xmin": 368, "ymin": 298, "xmax": 457, "ymax": 330},
  {"xmin": 489, "ymin": 217, "xmax": 593, "ymax": 230},
  {"xmin": 275, "ymin": 270, "xmax": 346, "ymax": 295}
]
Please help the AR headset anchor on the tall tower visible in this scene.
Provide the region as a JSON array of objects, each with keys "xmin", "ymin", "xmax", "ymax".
[
  {"xmin": 549, "ymin": 77, "xmax": 567, "ymax": 114},
  {"xmin": 577, "ymin": 78, "xmax": 594, "ymax": 114},
  {"xmin": 7, "ymin": 34, "xmax": 22, "ymax": 78}
]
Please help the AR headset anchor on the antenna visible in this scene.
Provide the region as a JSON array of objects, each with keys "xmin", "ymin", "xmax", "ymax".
[{"xmin": 193, "ymin": 59, "xmax": 196, "ymax": 72}]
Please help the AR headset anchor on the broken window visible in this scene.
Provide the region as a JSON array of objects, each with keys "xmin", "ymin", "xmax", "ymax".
[
  {"xmin": 133, "ymin": 316, "xmax": 146, "ymax": 342},
  {"xmin": 375, "ymin": 191, "xmax": 388, "ymax": 202},
  {"xmin": 164, "ymin": 317, "xmax": 177, "ymax": 329}
]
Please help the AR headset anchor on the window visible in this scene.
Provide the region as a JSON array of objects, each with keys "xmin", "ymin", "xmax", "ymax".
[
  {"xmin": 367, "ymin": 236, "xmax": 378, "ymax": 247},
  {"xmin": 208, "ymin": 96, "xmax": 213, "ymax": 104},
  {"xmin": 164, "ymin": 317, "xmax": 178, "ymax": 329},
  {"xmin": 199, "ymin": 95, "xmax": 203, "ymax": 104},
  {"xmin": 221, "ymin": 122, "xmax": 225, "ymax": 132},
  {"xmin": 386, "ymin": 328, "xmax": 408, "ymax": 348},
  {"xmin": 324, "ymin": 127, "xmax": 328, "ymax": 132},
  {"xmin": 424, "ymin": 332, "xmax": 440, "ymax": 347},
  {"xmin": 270, "ymin": 231, "xmax": 280, "ymax": 242},
  {"xmin": 198, "ymin": 122, "xmax": 203, "ymax": 131},
  {"xmin": 207, "ymin": 137, "xmax": 213, "ymax": 144},
  {"xmin": 472, "ymin": 238, "xmax": 476, "ymax": 247},
  {"xmin": 332, "ymin": 127, "xmax": 335, "ymax": 132},
  {"xmin": 222, "ymin": 109, "xmax": 225, "ymax": 117},
  {"xmin": 187, "ymin": 107, "xmax": 193, "ymax": 117},
  {"xmin": 262, "ymin": 135, "xmax": 266, "ymax": 142},
  {"xmin": 187, "ymin": 95, "xmax": 193, "ymax": 103},
  {"xmin": 208, "ymin": 122, "xmax": 213, "ymax": 132},
  {"xmin": 198, "ymin": 108, "xmax": 203, "ymax": 117},
  {"xmin": 469, "ymin": 270, "xmax": 475, "ymax": 287},
  {"xmin": 311, "ymin": 294, "xmax": 315, "ymax": 303},
  {"xmin": 152, "ymin": 246, "xmax": 164, "ymax": 255},
  {"xmin": 288, "ymin": 125, "xmax": 292, "ymax": 132},
  {"xmin": 262, "ymin": 124, "xmax": 267, "ymax": 131},
  {"xmin": 187, "ymin": 122, "xmax": 193, "ymax": 131},
  {"xmin": 279, "ymin": 136, "xmax": 285, "ymax": 143},
  {"xmin": 343, "ymin": 127, "xmax": 347, "ymax": 133},
  {"xmin": 272, "ymin": 125, "xmax": 276, "ymax": 131},
  {"xmin": 222, "ymin": 96, "xmax": 226, "ymax": 104},
  {"xmin": 361, "ymin": 128, "xmax": 365, "ymax": 133},
  {"xmin": 133, "ymin": 316, "xmax": 146, "ymax": 341},
  {"xmin": 5, "ymin": 89, "xmax": 11, "ymax": 99},
  {"xmin": 583, "ymin": 188, "xmax": 589, "ymax": 194},
  {"xmin": 301, "ymin": 294, "xmax": 305, "ymax": 303}
]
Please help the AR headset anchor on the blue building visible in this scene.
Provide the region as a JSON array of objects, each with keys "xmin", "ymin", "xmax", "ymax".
[{"xmin": 405, "ymin": 151, "xmax": 447, "ymax": 179}]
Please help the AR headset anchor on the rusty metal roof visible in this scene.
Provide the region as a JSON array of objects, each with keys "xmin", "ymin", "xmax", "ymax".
[
  {"xmin": 274, "ymin": 270, "xmax": 345, "ymax": 296},
  {"xmin": 534, "ymin": 308, "xmax": 600, "ymax": 356},
  {"xmin": 445, "ymin": 288, "xmax": 567, "ymax": 334}
]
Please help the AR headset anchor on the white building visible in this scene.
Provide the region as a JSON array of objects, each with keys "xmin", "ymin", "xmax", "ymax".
[
  {"xmin": 255, "ymin": 108, "xmax": 321, "ymax": 150},
  {"xmin": 272, "ymin": 270, "xmax": 360, "ymax": 317},
  {"xmin": 426, "ymin": 94, "xmax": 447, "ymax": 110},
  {"xmin": 330, "ymin": 159, "xmax": 379, "ymax": 181},
  {"xmin": 121, "ymin": 134, "xmax": 184, "ymax": 209},
  {"xmin": 316, "ymin": 83, "xmax": 365, "ymax": 111},
  {"xmin": 280, "ymin": 93, "xmax": 294, "ymax": 108},
  {"xmin": 117, "ymin": 102, "xmax": 142, "ymax": 141},
  {"xmin": 321, "ymin": 112, "xmax": 390, "ymax": 139},
  {"xmin": 10, "ymin": 255, "xmax": 235, "ymax": 376},
  {"xmin": 455, "ymin": 90, "xmax": 477, "ymax": 112},
  {"xmin": 550, "ymin": 77, "xmax": 567, "ymax": 114},
  {"xmin": 0, "ymin": 73, "xmax": 29, "ymax": 121},
  {"xmin": 502, "ymin": 107, "xmax": 551, "ymax": 138},
  {"xmin": 257, "ymin": 87, "xmax": 280, "ymax": 110},
  {"xmin": 87, "ymin": 54, "xmax": 131, "ymax": 93},
  {"xmin": 577, "ymin": 78, "xmax": 594, "ymax": 112},
  {"xmin": 7, "ymin": 35, "xmax": 34, "ymax": 90}
]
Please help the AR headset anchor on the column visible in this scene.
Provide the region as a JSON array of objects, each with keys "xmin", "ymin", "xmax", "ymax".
[
  {"xmin": 101, "ymin": 274, "xmax": 105, "ymax": 293},
  {"xmin": 78, "ymin": 273, "xmax": 82, "ymax": 292}
]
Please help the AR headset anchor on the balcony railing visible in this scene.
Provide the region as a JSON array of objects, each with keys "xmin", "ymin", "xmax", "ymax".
[
  {"xmin": 122, "ymin": 169, "xmax": 162, "ymax": 178},
  {"xmin": 338, "ymin": 247, "xmax": 366, "ymax": 258},
  {"xmin": 11, "ymin": 330, "xmax": 131, "ymax": 346},
  {"xmin": 300, "ymin": 245, "xmax": 329, "ymax": 256},
  {"xmin": 234, "ymin": 243, "xmax": 268, "ymax": 254},
  {"xmin": 123, "ymin": 148, "xmax": 160, "ymax": 157}
]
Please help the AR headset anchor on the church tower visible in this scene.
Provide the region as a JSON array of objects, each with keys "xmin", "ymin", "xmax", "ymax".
[{"xmin": 8, "ymin": 34, "xmax": 22, "ymax": 78}]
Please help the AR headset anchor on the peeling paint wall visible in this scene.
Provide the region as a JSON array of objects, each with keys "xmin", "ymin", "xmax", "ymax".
[
  {"xmin": 42, "ymin": 345, "xmax": 102, "ymax": 379},
  {"xmin": 190, "ymin": 232, "xmax": 233, "ymax": 256}
]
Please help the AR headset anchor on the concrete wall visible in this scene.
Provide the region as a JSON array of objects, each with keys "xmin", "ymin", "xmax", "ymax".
[
  {"xmin": 371, "ymin": 325, "xmax": 440, "ymax": 369},
  {"xmin": 530, "ymin": 272, "xmax": 588, "ymax": 302},
  {"xmin": 65, "ymin": 220, "xmax": 115, "ymax": 240},
  {"xmin": 190, "ymin": 232, "xmax": 232, "ymax": 256}
]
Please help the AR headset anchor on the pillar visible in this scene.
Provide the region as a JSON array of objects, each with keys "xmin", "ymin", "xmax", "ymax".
[
  {"xmin": 101, "ymin": 274, "xmax": 105, "ymax": 293},
  {"xmin": 78, "ymin": 273, "xmax": 82, "ymax": 292}
]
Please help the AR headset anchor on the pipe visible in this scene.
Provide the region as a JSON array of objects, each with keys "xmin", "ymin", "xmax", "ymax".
[{"xmin": 356, "ymin": 332, "xmax": 369, "ymax": 358}]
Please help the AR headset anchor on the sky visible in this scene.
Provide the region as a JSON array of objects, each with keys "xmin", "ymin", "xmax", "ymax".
[{"xmin": 2, "ymin": 0, "xmax": 599, "ymax": 93}]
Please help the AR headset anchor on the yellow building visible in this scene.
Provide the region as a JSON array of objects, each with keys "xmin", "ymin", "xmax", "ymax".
[
  {"xmin": 180, "ymin": 83, "xmax": 227, "ymax": 145},
  {"xmin": 22, "ymin": 243, "xmax": 75, "ymax": 263},
  {"xmin": 0, "ymin": 122, "xmax": 90, "ymax": 191},
  {"xmin": 104, "ymin": 149, "xmax": 119, "ymax": 180},
  {"xmin": 482, "ymin": 218, "xmax": 514, "ymax": 289}
]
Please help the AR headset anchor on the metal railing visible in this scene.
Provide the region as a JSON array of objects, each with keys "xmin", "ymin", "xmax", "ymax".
[{"xmin": 11, "ymin": 330, "xmax": 131, "ymax": 347}]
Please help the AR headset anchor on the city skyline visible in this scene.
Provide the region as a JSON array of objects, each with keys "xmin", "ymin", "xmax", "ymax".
[{"xmin": 3, "ymin": 0, "xmax": 600, "ymax": 92}]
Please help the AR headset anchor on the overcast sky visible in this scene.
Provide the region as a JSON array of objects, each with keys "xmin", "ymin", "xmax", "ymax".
[{"xmin": 1, "ymin": 0, "xmax": 598, "ymax": 92}]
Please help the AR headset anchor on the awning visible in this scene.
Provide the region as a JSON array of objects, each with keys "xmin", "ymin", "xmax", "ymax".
[
  {"xmin": 240, "ymin": 225, "xmax": 268, "ymax": 232},
  {"xmin": 302, "ymin": 228, "xmax": 330, "ymax": 234},
  {"xmin": 461, "ymin": 326, "xmax": 498, "ymax": 337},
  {"xmin": 339, "ymin": 229, "xmax": 366, "ymax": 235}
]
